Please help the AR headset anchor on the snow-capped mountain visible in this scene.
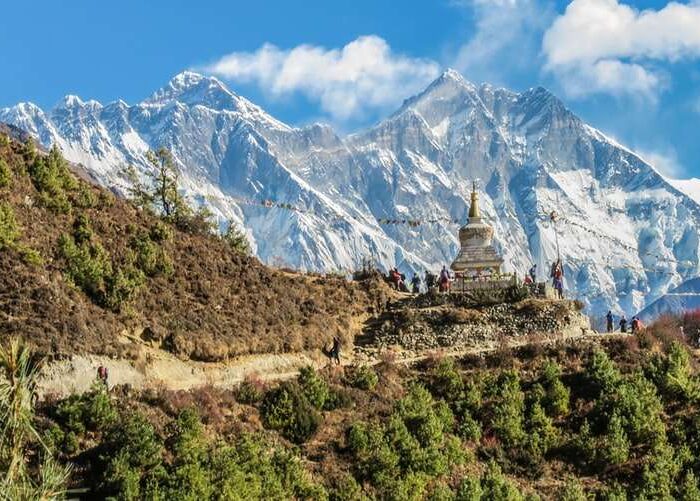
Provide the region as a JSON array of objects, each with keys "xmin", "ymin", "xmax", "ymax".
[
  {"xmin": 637, "ymin": 277, "xmax": 700, "ymax": 322},
  {"xmin": 2, "ymin": 69, "xmax": 699, "ymax": 316}
]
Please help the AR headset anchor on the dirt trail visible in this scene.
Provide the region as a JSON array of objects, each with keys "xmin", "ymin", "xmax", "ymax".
[{"xmin": 35, "ymin": 330, "xmax": 627, "ymax": 398}]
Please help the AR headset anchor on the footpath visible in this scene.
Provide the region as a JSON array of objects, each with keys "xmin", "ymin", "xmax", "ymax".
[{"xmin": 36, "ymin": 330, "xmax": 628, "ymax": 398}]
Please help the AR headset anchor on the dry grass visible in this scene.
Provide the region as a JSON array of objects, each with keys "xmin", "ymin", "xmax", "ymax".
[{"xmin": 0, "ymin": 136, "xmax": 391, "ymax": 361}]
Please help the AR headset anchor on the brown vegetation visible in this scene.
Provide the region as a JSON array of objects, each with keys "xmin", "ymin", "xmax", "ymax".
[{"xmin": 0, "ymin": 134, "xmax": 390, "ymax": 361}]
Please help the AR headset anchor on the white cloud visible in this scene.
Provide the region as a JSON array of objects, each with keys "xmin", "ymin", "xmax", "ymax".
[
  {"xmin": 204, "ymin": 36, "xmax": 441, "ymax": 121},
  {"xmin": 451, "ymin": 0, "xmax": 553, "ymax": 84},
  {"xmin": 542, "ymin": 0, "xmax": 700, "ymax": 99}
]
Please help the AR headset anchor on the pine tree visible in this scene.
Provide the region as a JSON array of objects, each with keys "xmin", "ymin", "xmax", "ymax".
[{"xmin": 223, "ymin": 221, "xmax": 251, "ymax": 255}]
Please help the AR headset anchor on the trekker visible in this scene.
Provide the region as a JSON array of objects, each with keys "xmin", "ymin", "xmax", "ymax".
[
  {"xmin": 619, "ymin": 315, "xmax": 628, "ymax": 333},
  {"xmin": 425, "ymin": 270, "xmax": 436, "ymax": 290},
  {"xmin": 553, "ymin": 276, "xmax": 564, "ymax": 299},
  {"xmin": 389, "ymin": 267, "xmax": 403, "ymax": 290},
  {"xmin": 97, "ymin": 365, "xmax": 109, "ymax": 387},
  {"xmin": 529, "ymin": 264, "xmax": 537, "ymax": 282},
  {"xmin": 606, "ymin": 310, "xmax": 614, "ymax": 333},
  {"xmin": 631, "ymin": 316, "xmax": 639, "ymax": 333},
  {"xmin": 330, "ymin": 337, "xmax": 341, "ymax": 365},
  {"xmin": 439, "ymin": 266, "xmax": 451, "ymax": 292},
  {"xmin": 411, "ymin": 273, "xmax": 421, "ymax": 294},
  {"xmin": 524, "ymin": 274, "xmax": 533, "ymax": 285}
]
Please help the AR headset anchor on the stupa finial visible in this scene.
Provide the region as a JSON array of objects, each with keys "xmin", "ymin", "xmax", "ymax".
[{"xmin": 468, "ymin": 181, "xmax": 480, "ymax": 219}]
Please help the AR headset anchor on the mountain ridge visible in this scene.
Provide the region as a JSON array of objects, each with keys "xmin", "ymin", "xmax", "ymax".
[{"xmin": 2, "ymin": 68, "xmax": 698, "ymax": 317}]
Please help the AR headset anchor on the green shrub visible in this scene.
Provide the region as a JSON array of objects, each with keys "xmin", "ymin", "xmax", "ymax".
[
  {"xmin": 457, "ymin": 409, "xmax": 482, "ymax": 442},
  {"xmin": 210, "ymin": 434, "xmax": 326, "ymax": 500},
  {"xmin": 0, "ymin": 202, "xmax": 20, "ymax": 248},
  {"xmin": 588, "ymin": 350, "xmax": 622, "ymax": 396},
  {"xmin": 55, "ymin": 382, "xmax": 117, "ymax": 434},
  {"xmin": 0, "ymin": 158, "xmax": 11, "ymax": 187},
  {"xmin": 297, "ymin": 366, "xmax": 330, "ymax": 410},
  {"xmin": 28, "ymin": 145, "xmax": 76, "ymax": 213},
  {"xmin": 490, "ymin": 371, "xmax": 526, "ymax": 448},
  {"xmin": 129, "ymin": 230, "xmax": 173, "ymax": 277},
  {"xmin": 163, "ymin": 408, "xmax": 212, "ymax": 500},
  {"xmin": 149, "ymin": 220, "xmax": 173, "ymax": 242},
  {"xmin": 324, "ymin": 386, "xmax": 354, "ymax": 411},
  {"xmin": 328, "ymin": 472, "xmax": 365, "ymax": 501},
  {"xmin": 350, "ymin": 364, "xmax": 379, "ymax": 391},
  {"xmin": 481, "ymin": 461, "xmax": 524, "ymax": 501},
  {"xmin": 637, "ymin": 441, "xmax": 682, "ymax": 500},
  {"xmin": 236, "ymin": 378, "xmax": 265, "ymax": 405},
  {"xmin": 261, "ymin": 382, "xmax": 321, "ymax": 444},
  {"xmin": 540, "ymin": 361, "xmax": 570, "ymax": 417},
  {"xmin": 347, "ymin": 385, "xmax": 465, "ymax": 497},
  {"xmin": 559, "ymin": 477, "xmax": 586, "ymax": 501},
  {"xmin": 428, "ymin": 481, "xmax": 454, "ymax": 501},
  {"xmin": 681, "ymin": 471, "xmax": 700, "ymax": 501},
  {"xmin": 59, "ymin": 217, "xmax": 146, "ymax": 311},
  {"xmin": 647, "ymin": 342, "xmax": 700, "ymax": 401},
  {"xmin": 429, "ymin": 358, "xmax": 464, "ymax": 400},
  {"xmin": 74, "ymin": 184, "xmax": 97, "ymax": 208},
  {"xmin": 455, "ymin": 474, "xmax": 482, "ymax": 501},
  {"xmin": 524, "ymin": 402, "xmax": 558, "ymax": 462},
  {"xmin": 103, "ymin": 265, "xmax": 146, "ymax": 311},
  {"xmin": 600, "ymin": 412, "xmax": 630, "ymax": 466},
  {"xmin": 20, "ymin": 246, "xmax": 43, "ymax": 266},
  {"xmin": 573, "ymin": 420, "xmax": 597, "ymax": 466},
  {"xmin": 223, "ymin": 221, "xmax": 251, "ymax": 255},
  {"xmin": 59, "ymin": 232, "xmax": 112, "ymax": 299},
  {"xmin": 100, "ymin": 413, "xmax": 164, "ymax": 498}
]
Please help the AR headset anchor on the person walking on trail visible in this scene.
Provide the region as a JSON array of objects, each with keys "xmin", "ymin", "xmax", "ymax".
[
  {"xmin": 439, "ymin": 266, "xmax": 451, "ymax": 292},
  {"xmin": 619, "ymin": 315, "xmax": 628, "ymax": 333},
  {"xmin": 606, "ymin": 310, "xmax": 614, "ymax": 333},
  {"xmin": 529, "ymin": 264, "xmax": 537, "ymax": 283},
  {"xmin": 97, "ymin": 365, "xmax": 109, "ymax": 387},
  {"xmin": 411, "ymin": 273, "xmax": 421, "ymax": 294},
  {"xmin": 330, "ymin": 337, "xmax": 341, "ymax": 365}
]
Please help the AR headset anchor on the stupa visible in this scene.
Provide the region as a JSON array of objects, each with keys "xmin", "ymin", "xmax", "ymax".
[{"xmin": 451, "ymin": 183, "xmax": 504, "ymax": 274}]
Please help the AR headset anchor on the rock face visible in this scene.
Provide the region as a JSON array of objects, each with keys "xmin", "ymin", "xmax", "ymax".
[{"xmin": 2, "ymin": 69, "xmax": 699, "ymax": 316}]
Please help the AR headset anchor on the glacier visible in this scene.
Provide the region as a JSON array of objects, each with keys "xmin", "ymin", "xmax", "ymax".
[{"xmin": 2, "ymin": 68, "xmax": 699, "ymax": 318}]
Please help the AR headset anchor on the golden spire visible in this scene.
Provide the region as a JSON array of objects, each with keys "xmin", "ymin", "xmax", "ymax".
[{"xmin": 468, "ymin": 181, "xmax": 480, "ymax": 219}]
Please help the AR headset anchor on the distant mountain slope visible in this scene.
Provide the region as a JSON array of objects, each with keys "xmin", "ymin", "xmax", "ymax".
[
  {"xmin": 2, "ymin": 69, "xmax": 699, "ymax": 316},
  {"xmin": 637, "ymin": 277, "xmax": 700, "ymax": 321}
]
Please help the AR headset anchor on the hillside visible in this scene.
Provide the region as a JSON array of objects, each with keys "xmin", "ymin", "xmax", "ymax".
[
  {"xmin": 6, "ymin": 125, "xmax": 700, "ymax": 499},
  {"xmin": 0, "ymin": 131, "xmax": 389, "ymax": 362},
  {"xmin": 7, "ymin": 318, "xmax": 700, "ymax": 500},
  {"xmin": 2, "ymin": 70, "xmax": 699, "ymax": 317}
]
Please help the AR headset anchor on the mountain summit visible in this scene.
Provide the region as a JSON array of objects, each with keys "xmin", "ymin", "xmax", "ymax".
[{"xmin": 1, "ymin": 70, "xmax": 698, "ymax": 315}]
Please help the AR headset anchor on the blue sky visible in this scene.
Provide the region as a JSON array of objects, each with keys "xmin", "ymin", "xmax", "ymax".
[{"xmin": 1, "ymin": 0, "xmax": 699, "ymax": 178}]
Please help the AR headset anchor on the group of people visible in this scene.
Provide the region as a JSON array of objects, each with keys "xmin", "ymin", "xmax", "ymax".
[
  {"xmin": 388, "ymin": 265, "xmax": 453, "ymax": 294},
  {"xmin": 605, "ymin": 310, "xmax": 645, "ymax": 334}
]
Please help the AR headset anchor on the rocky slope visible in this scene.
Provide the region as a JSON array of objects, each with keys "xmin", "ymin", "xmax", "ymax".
[{"xmin": 2, "ymin": 69, "xmax": 699, "ymax": 316}]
